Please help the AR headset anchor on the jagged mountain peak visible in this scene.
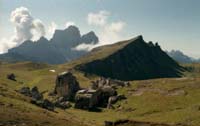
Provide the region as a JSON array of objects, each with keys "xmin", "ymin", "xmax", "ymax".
[
  {"xmin": 81, "ymin": 31, "xmax": 99, "ymax": 44},
  {"xmin": 0, "ymin": 26, "xmax": 98, "ymax": 64}
]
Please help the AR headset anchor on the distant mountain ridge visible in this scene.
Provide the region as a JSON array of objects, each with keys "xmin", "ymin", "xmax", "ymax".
[
  {"xmin": 75, "ymin": 35, "xmax": 184, "ymax": 81},
  {"xmin": 167, "ymin": 50, "xmax": 199, "ymax": 63},
  {"xmin": 0, "ymin": 26, "xmax": 98, "ymax": 64}
]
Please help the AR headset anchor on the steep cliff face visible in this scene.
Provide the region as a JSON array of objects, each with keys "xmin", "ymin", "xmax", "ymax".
[{"xmin": 76, "ymin": 36, "xmax": 184, "ymax": 81}]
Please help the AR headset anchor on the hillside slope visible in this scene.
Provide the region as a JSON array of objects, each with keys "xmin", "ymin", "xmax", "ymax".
[
  {"xmin": 75, "ymin": 35, "xmax": 184, "ymax": 81},
  {"xmin": 0, "ymin": 62, "xmax": 200, "ymax": 126}
]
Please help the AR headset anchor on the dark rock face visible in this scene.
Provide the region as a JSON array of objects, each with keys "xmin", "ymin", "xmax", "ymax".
[
  {"xmin": 54, "ymin": 72, "xmax": 80, "ymax": 101},
  {"xmin": 19, "ymin": 86, "xmax": 43, "ymax": 100},
  {"xmin": 19, "ymin": 87, "xmax": 31, "ymax": 96},
  {"xmin": 77, "ymin": 35, "xmax": 184, "ymax": 81},
  {"xmin": 31, "ymin": 86, "xmax": 43, "ymax": 100},
  {"xmin": 81, "ymin": 31, "xmax": 99, "ymax": 44},
  {"xmin": 7, "ymin": 73, "xmax": 16, "ymax": 81},
  {"xmin": 98, "ymin": 86, "xmax": 118, "ymax": 107},
  {"xmin": 0, "ymin": 26, "xmax": 99, "ymax": 64}
]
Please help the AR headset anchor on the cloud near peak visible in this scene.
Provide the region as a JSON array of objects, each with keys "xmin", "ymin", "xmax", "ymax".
[
  {"xmin": 10, "ymin": 7, "xmax": 46, "ymax": 43},
  {"xmin": 73, "ymin": 10, "xmax": 126, "ymax": 51},
  {"xmin": 0, "ymin": 7, "xmax": 46, "ymax": 53}
]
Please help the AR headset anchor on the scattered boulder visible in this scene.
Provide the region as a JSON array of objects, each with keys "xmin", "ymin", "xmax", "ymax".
[
  {"xmin": 75, "ymin": 89, "xmax": 101, "ymax": 110},
  {"xmin": 54, "ymin": 97, "xmax": 72, "ymax": 109},
  {"xmin": 98, "ymin": 86, "xmax": 117, "ymax": 107},
  {"xmin": 31, "ymin": 99, "xmax": 54, "ymax": 111},
  {"xmin": 54, "ymin": 71, "xmax": 80, "ymax": 101},
  {"xmin": 55, "ymin": 101, "xmax": 72, "ymax": 109},
  {"xmin": 90, "ymin": 77, "xmax": 130, "ymax": 90},
  {"xmin": 31, "ymin": 86, "xmax": 43, "ymax": 100},
  {"xmin": 7, "ymin": 73, "xmax": 16, "ymax": 81},
  {"xmin": 107, "ymin": 95, "xmax": 127, "ymax": 109},
  {"xmin": 42, "ymin": 99, "xmax": 55, "ymax": 111},
  {"xmin": 19, "ymin": 87, "xmax": 31, "ymax": 96},
  {"xmin": 19, "ymin": 86, "xmax": 54, "ymax": 111}
]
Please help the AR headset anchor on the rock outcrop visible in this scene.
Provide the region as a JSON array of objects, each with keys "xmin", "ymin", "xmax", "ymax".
[
  {"xmin": 74, "ymin": 89, "xmax": 101, "ymax": 110},
  {"xmin": 74, "ymin": 77, "xmax": 127, "ymax": 110},
  {"xmin": 54, "ymin": 71, "xmax": 80, "ymax": 101}
]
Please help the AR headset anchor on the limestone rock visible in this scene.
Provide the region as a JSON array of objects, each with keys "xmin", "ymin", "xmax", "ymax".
[
  {"xmin": 54, "ymin": 71, "xmax": 80, "ymax": 101},
  {"xmin": 74, "ymin": 89, "xmax": 101, "ymax": 110}
]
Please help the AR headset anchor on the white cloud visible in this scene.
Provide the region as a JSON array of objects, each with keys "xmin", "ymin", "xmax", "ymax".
[
  {"xmin": 10, "ymin": 7, "xmax": 45, "ymax": 43},
  {"xmin": 0, "ymin": 37, "xmax": 17, "ymax": 54},
  {"xmin": 72, "ymin": 43, "xmax": 97, "ymax": 52},
  {"xmin": 100, "ymin": 21, "xmax": 126, "ymax": 45},
  {"xmin": 74, "ymin": 11, "xmax": 126, "ymax": 51},
  {"xmin": 87, "ymin": 10, "xmax": 110, "ymax": 26},
  {"xmin": 0, "ymin": 7, "xmax": 46, "ymax": 54},
  {"xmin": 106, "ymin": 21, "xmax": 126, "ymax": 33},
  {"xmin": 47, "ymin": 21, "xmax": 57, "ymax": 39},
  {"xmin": 65, "ymin": 21, "xmax": 75, "ymax": 28}
]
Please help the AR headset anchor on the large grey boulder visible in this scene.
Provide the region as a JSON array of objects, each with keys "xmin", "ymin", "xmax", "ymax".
[
  {"xmin": 74, "ymin": 89, "xmax": 101, "ymax": 110},
  {"xmin": 98, "ymin": 86, "xmax": 118, "ymax": 107},
  {"xmin": 54, "ymin": 71, "xmax": 80, "ymax": 101}
]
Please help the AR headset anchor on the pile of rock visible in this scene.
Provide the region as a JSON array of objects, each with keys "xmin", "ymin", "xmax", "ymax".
[
  {"xmin": 18, "ymin": 86, "xmax": 54, "ymax": 111},
  {"xmin": 19, "ymin": 86, "xmax": 43, "ymax": 100},
  {"xmin": 21, "ymin": 71, "xmax": 128, "ymax": 111},
  {"xmin": 54, "ymin": 97, "xmax": 72, "ymax": 109},
  {"xmin": 74, "ymin": 77, "xmax": 127, "ymax": 110},
  {"xmin": 90, "ymin": 77, "xmax": 130, "ymax": 90}
]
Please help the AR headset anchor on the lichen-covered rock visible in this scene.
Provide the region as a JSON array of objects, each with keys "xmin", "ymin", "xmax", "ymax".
[{"xmin": 54, "ymin": 71, "xmax": 80, "ymax": 101}]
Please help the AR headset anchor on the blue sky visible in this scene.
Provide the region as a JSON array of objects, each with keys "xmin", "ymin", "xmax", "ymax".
[{"xmin": 0, "ymin": 0, "xmax": 200, "ymax": 58}]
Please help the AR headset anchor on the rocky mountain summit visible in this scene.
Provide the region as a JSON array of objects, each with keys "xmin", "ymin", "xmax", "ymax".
[{"xmin": 0, "ymin": 26, "xmax": 99, "ymax": 64}]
